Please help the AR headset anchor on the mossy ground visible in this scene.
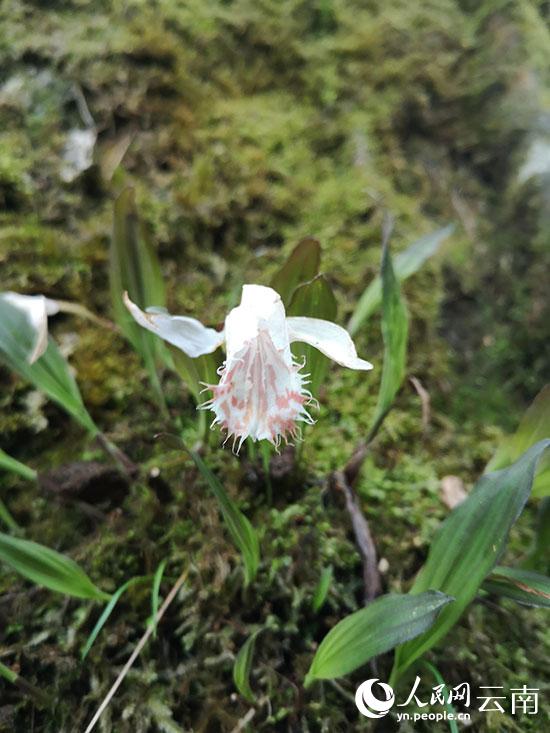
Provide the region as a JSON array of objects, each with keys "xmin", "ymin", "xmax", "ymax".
[{"xmin": 0, "ymin": 1, "xmax": 549, "ymax": 731}]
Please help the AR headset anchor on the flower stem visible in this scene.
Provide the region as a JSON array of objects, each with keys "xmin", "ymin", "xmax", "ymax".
[
  {"xmin": 0, "ymin": 661, "xmax": 50, "ymax": 708},
  {"xmin": 95, "ymin": 432, "xmax": 138, "ymax": 477},
  {"xmin": 260, "ymin": 441, "xmax": 272, "ymax": 504}
]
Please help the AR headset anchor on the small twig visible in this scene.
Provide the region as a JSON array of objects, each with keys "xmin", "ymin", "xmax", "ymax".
[
  {"xmin": 73, "ymin": 500, "xmax": 109, "ymax": 522},
  {"xmin": 343, "ymin": 440, "xmax": 368, "ymax": 487},
  {"xmin": 72, "ymin": 84, "xmax": 96, "ymax": 129},
  {"xmin": 230, "ymin": 707, "xmax": 256, "ymax": 733},
  {"xmin": 54, "ymin": 300, "xmax": 118, "ymax": 333},
  {"xmin": 95, "ymin": 432, "xmax": 138, "ymax": 478},
  {"xmin": 332, "ymin": 470, "xmax": 381, "ymax": 603},
  {"xmin": 331, "ymin": 217, "xmax": 394, "ymax": 602},
  {"xmin": 450, "ymin": 188, "xmax": 477, "ymax": 240},
  {"xmin": 83, "ymin": 567, "xmax": 189, "ymax": 733},
  {"xmin": 13, "ymin": 675, "xmax": 51, "ymax": 709},
  {"xmin": 409, "ymin": 376, "xmax": 431, "ymax": 433},
  {"xmin": 327, "ymin": 679, "xmax": 356, "ymax": 704}
]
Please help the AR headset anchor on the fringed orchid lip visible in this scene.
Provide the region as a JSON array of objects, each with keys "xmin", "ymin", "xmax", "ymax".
[
  {"xmin": 199, "ymin": 327, "xmax": 317, "ymax": 454},
  {"xmin": 124, "ymin": 284, "xmax": 372, "ymax": 452}
]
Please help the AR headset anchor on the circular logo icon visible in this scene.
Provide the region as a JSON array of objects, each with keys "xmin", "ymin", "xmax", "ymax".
[{"xmin": 355, "ymin": 678, "xmax": 395, "ymax": 719}]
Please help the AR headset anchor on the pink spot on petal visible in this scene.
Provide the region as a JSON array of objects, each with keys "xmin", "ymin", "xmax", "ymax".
[{"xmin": 198, "ymin": 329, "xmax": 316, "ymax": 452}]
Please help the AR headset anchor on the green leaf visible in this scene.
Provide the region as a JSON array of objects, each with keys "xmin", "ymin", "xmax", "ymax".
[
  {"xmin": 482, "ymin": 566, "xmax": 550, "ymax": 609},
  {"xmin": 0, "ymin": 531, "xmax": 109, "ymax": 601},
  {"xmin": 189, "ymin": 450, "xmax": 260, "ymax": 585},
  {"xmin": 348, "ymin": 224, "xmax": 454, "ymax": 335},
  {"xmin": 532, "ymin": 467, "xmax": 550, "ymax": 499},
  {"xmin": 390, "ymin": 440, "xmax": 550, "ymax": 684},
  {"xmin": 0, "ymin": 660, "xmax": 49, "ymax": 707},
  {"xmin": 0, "ymin": 660, "xmax": 17, "ymax": 684},
  {"xmin": 287, "ymin": 275, "xmax": 337, "ymax": 394},
  {"xmin": 271, "ymin": 237, "xmax": 321, "ymax": 306},
  {"xmin": 0, "ymin": 297, "xmax": 97, "ymax": 434},
  {"xmin": 368, "ymin": 240, "xmax": 409, "ymax": 441},
  {"xmin": 486, "ymin": 384, "xmax": 550, "ymax": 498},
  {"xmin": 0, "ymin": 448, "xmax": 26, "ymax": 529},
  {"xmin": 305, "ymin": 591, "xmax": 452, "ymax": 686},
  {"xmin": 169, "ymin": 347, "xmax": 219, "ymax": 405},
  {"xmin": 523, "ymin": 497, "xmax": 550, "ymax": 572},
  {"xmin": 168, "ymin": 347, "xmax": 220, "ymax": 439},
  {"xmin": 111, "ymin": 188, "xmax": 166, "ymax": 339},
  {"xmin": 422, "ymin": 661, "xmax": 459, "ymax": 733},
  {"xmin": 312, "ymin": 565, "xmax": 333, "ymax": 613},
  {"xmin": 0, "ymin": 499, "xmax": 19, "ymax": 532},
  {"xmin": 150, "ymin": 559, "xmax": 167, "ymax": 637},
  {"xmin": 0, "ymin": 448, "xmax": 37, "ymax": 482},
  {"xmin": 110, "ymin": 187, "xmax": 168, "ymax": 403},
  {"xmin": 233, "ymin": 630, "xmax": 260, "ymax": 703},
  {"xmin": 81, "ymin": 576, "xmax": 143, "ymax": 659}
]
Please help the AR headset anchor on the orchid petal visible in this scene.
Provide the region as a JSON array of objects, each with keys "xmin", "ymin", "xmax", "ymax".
[
  {"xmin": 123, "ymin": 293, "xmax": 224, "ymax": 358},
  {"xmin": 44, "ymin": 298, "xmax": 60, "ymax": 316},
  {"xmin": 224, "ymin": 284, "xmax": 291, "ymax": 359},
  {"xmin": 1, "ymin": 292, "xmax": 55, "ymax": 364},
  {"xmin": 286, "ymin": 316, "xmax": 373, "ymax": 371}
]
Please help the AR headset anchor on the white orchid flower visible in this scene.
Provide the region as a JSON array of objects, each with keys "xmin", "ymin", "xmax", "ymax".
[
  {"xmin": 124, "ymin": 284, "xmax": 372, "ymax": 451},
  {"xmin": 0, "ymin": 292, "xmax": 60, "ymax": 364}
]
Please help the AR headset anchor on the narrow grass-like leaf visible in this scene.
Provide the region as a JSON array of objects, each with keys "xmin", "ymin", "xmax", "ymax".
[
  {"xmin": 81, "ymin": 576, "xmax": 143, "ymax": 659},
  {"xmin": 0, "ymin": 531, "xmax": 109, "ymax": 601},
  {"xmin": 486, "ymin": 384, "xmax": 550, "ymax": 498},
  {"xmin": 169, "ymin": 347, "xmax": 219, "ymax": 404},
  {"xmin": 169, "ymin": 347, "xmax": 220, "ymax": 439},
  {"xmin": 482, "ymin": 566, "xmax": 550, "ymax": 608},
  {"xmin": 312, "ymin": 566, "xmax": 333, "ymax": 612},
  {"xmin": 0, "ymin": 448, "xmax": 37, "ymax": 482},
  {"xmin": 189, "ymin": 450, "xmax": 260, "ymax": 585},
  {"xmin": 368, "ymin": 240, "xmax": 408, "ymax": 441},
  {"xmin": 523, "ymin": 497, "xmax": 550, "ymax": 571},
  {"xmin": 0, "ymin": 660, "xmax": 17, "ymax": 684},
  {"xmin": 348, "ymin": 224, "xmax": 453, "ymax": 335},
  {"xmin": 0, "ymin": 661, "xmax": 50, "ymax": 708},
  {"xmin": 287, "ymin": 275, "xmax": 337, "ymax": 394},
  {"xmin": 233, "ymin": 630, "xmax": 260, "ymax": 703},
  {"xmin": 422, "ymin": 661, "xmax": 459, "ymax": 733},
  {"xmin": 110, "ymin": 187, "xmax": 168, "ymax": 403},
  {"xmin": 390, "ymin": 440, "xmax": 550, "ymax": 684},
  {"xmin": 150, "ymin": 559, "xmax": 167, "ymax": 637},
  {"xmin": 304, "ymin": 591, "xmax": 452, "ymax": 687},
  {"xmin": 271, "ymin": 237, "xmax": 321, "ymax": 306},
  {"xmin": 29, "ymin": 338, "xmax": 98, "ymax": 433},
  {"xmin": 0, "ymin": 298, "xmax": 97, "ymax": 434},
  {"xmin": 0, "ymin": 500, "xmax": 19, "ymax": 532},
  {"xmin": 111, "ymin": 188, "xmax": 165, "ymax": 343}
]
